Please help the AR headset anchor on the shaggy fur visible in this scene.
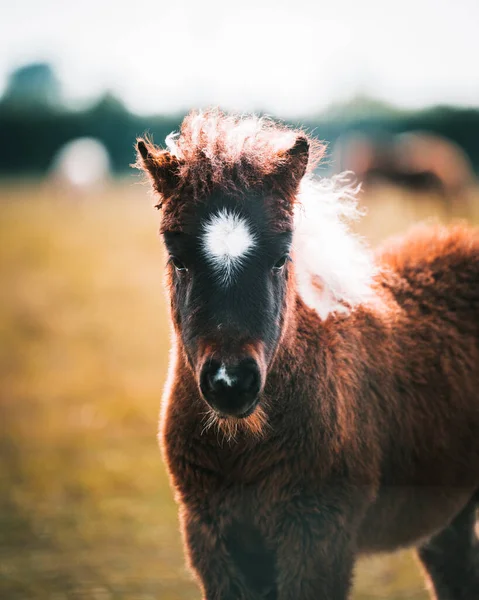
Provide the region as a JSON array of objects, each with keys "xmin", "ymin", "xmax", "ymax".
[
  {"xmin": 136, "ymin": 109, "xmax": 479, "ymax": 600},
  {"xmin": 163, "ymin": 109, "xmax": 324, "ymax": 197}
]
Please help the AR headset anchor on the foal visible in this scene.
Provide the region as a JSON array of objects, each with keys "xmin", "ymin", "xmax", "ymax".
[{"xmin": 135, "ymin": 109, "xmax": 479, "ymax": 600}]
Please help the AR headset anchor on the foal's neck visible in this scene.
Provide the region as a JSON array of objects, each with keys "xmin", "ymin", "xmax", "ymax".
[{"xmin": 272, "ymin": 287, "xmax": 389, "ymax": 386}]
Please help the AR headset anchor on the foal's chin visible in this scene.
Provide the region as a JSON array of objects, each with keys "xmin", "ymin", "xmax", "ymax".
[
  {"xmin": 215, "ymin": 397, "xmax": 260, "ymax": 420},
  {"xmin": 201, "ymin": 397, "xmax": 269, "ymax": 442}
]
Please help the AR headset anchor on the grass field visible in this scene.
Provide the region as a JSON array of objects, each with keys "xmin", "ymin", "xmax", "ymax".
[{"xmin": 1, "ymin": 178, "xmax": 477, "ymax": 599}]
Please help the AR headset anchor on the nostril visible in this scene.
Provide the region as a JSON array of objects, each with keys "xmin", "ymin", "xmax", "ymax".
[
  {"xmin": 239, "ymin": 371, "xmax": 254, "ymax": 392},
  {"xmin": 236, "ymin": 360, "xmax": 260, "ymax": 396},
  {"xmin": 200, "ymin": 360, "xmax": 221, "ymax": 394},
  {"xmin": 206, "ymin": 372, "xmax": 215, "ymax": 391}
]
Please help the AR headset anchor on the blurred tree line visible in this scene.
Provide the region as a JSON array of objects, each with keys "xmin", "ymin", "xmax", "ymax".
[{"xmin": 1, "ymin": 62, "xmax": 479, "ymax": 177}]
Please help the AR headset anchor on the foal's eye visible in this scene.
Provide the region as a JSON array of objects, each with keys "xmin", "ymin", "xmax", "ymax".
[
  {"xmin": 170, "ymin": 256, "xmax": 188, "ymax": 272},
  {"xmin": 272, "ymin": 254, "xmax": 290, "ymax": 272}
]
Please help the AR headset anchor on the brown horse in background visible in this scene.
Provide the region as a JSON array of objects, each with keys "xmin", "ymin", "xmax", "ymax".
[
  {"xmin": 333, "ymin": 131, "xmax": 476, "ymax": 202},
  {"xmin": 135, "ymin": 109, "xmax": 479, "ymax": 600}
]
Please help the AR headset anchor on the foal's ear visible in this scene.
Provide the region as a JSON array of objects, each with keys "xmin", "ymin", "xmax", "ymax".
[
  {"xmin": 134, "ymin": 138, "xmax": 181, "ymax": 205},
  {"xmin": 285, "ymin": 135, "xmax": 310, "ymax": 183}
]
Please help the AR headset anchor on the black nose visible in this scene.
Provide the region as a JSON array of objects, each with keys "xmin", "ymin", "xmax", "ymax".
[{"xmin": 199, "ymin": 358, "xmax": 261, "ymax": 417}]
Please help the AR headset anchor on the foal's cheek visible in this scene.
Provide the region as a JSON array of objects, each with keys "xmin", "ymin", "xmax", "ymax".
[
  {"xmin": 170, "ymin": 272, "xmax": 192, "ymax": 325},
  {"xmin": 271, "ymin": 275, "xmax": 287, "ymax": 317},
  {"xmin": 170, "ymin": 297, "xmax": 191, "ymax": 349},
  {"xmin": 268, "ymin": 274, "xmax": 291, "ymax": 358}
]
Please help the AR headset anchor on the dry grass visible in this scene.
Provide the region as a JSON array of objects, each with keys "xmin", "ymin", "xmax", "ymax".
[{"xmin": 1, "ymin": 178, "xmax": 477, "ymax": 599}]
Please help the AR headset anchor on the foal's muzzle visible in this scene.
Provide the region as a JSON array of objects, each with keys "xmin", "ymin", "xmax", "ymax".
[{"xmin": 199, "ymin": 357, "xmax": 261, "ymax": 418}]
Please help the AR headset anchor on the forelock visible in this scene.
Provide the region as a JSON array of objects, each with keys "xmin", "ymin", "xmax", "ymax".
[{"xmin": 164, "ymin": 108, "xmax": 321, "ymax": 200}]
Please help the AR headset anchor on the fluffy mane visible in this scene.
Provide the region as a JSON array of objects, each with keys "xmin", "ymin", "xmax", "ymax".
[
  {"xmin": 293, "ymin": 174, "xmax": 377, "ymax": 319},
  {"xmin": 163, "ymin": 108, "xmax": 324, "ymax": 198}
]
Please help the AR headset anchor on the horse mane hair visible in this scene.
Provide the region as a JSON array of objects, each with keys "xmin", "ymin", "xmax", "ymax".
[
  {"xmin": 162, "ymin": 108, "xmax": 324, "ymax": 198},
  {"xmin": 294, "ymin": 174, "xmax": 377, "ymax": 318}
]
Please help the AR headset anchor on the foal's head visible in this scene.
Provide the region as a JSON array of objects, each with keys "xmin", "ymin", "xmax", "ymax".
[{"xmin": 136, "ymin": 110, "xmax": 320, "ymax": 423}]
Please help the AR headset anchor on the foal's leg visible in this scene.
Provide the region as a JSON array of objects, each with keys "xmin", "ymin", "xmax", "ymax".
[
  {"xmin": 274, "ymin": 491, "xmax": 364, "ymax": 600},
  {"xmin": 182, "ymin": 510, "xmax": 277, "ymax": 600},
  {"xmin": 417, "ymin": 493, "xmax": 479, "ymax": 600}
]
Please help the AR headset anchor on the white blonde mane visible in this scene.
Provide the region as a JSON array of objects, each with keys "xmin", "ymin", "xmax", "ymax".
[{"xmin": 293, "ymin": 173, "xmax": 376, "ymax": 319}]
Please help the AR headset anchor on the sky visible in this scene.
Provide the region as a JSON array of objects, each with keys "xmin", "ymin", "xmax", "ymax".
[{"xmin": 1, "ymin": 0, "xmax": 478, "ymax": 116}]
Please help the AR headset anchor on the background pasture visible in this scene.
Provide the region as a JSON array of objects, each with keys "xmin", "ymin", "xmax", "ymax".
[
  {"xmin": 2, "ymin": 0, "xmax": 479, "ymax": 596},
  {"xmin": 2, "ymin": 179, "xmax": 477, "ymax": 599}
]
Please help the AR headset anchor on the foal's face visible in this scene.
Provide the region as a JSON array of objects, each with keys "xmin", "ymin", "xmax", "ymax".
[
  {"xmin": 136, "ymin": 120, "xmax": 310, "ymax": 422},
  {"xmin": 163, "ymin": 192, "xmax": 293, "ymax": 418}
]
